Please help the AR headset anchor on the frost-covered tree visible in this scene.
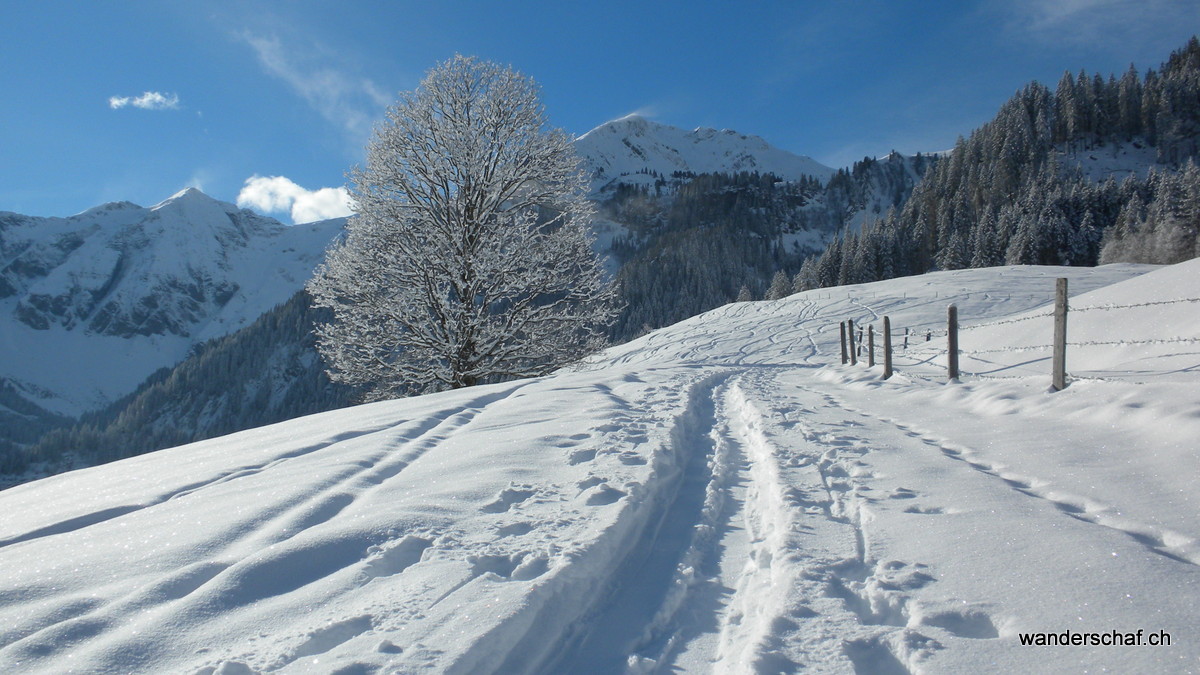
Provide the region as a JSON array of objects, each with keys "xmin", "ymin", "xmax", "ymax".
[
  {"xmin": 308, "ymin": 55, "xmax": 618, "ymax": 398},
  {"xmin": 766, "ymin": 270, "xmax": 792, "ymax": 300}
]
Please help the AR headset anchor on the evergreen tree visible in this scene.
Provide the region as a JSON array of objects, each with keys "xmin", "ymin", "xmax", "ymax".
[{"xmin": 766, "ymin": 270, "xmax": 793, "ymax": 300}]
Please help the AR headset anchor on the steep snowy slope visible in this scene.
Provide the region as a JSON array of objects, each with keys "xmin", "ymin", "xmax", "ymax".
[
  {"xmin": 575, "ymin": 115, "xmax": 835, "ymax": 194},
  {"xmin": 1, "ymin": 261, "xmax": 1196, "ymax": 674},
  {"xmin": 0, "ymin": 189, "xmax": 343, "ymax": 417}
]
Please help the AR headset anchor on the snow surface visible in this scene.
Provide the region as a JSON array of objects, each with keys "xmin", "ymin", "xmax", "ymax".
[
  {"xmin": 575, "ymin": 115, "xmax": 835, "ymax": 195},
  {"xmin": 1057, "ymin": 140, "xmax": 1167, "ymax": 183},
  {"xmin": 2, "ymin": 261, "xmax": 1199, "ymax": 674}
]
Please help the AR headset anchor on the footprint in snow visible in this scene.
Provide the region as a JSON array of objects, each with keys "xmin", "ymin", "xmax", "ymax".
[
  {"xmin": 617, "ymin": 452, "xmax": 647, "ymax": 465},
  {"xmin": 917, "ymin": 608, "xmax": 1000, "ymax": 639},
  {"xmin": 583, "ymin": 484, "xmax": 626, "ymax": 506},
  {"xmin": 567, "ymin": 448, "xmax": 597, "ymax": 465},
  {"xmin": 576, "ymin": 475, "xmax": 604, "ymax": 490},
  {"xmin": 362, "ymin": 535, "xmax": 433, "ymax": 578},
  {"xmin": 469, "ymin": 552, "xmax": 549, "ymax": 581},
  {"xmin": 495, "ymin": 522, "xmax": 535, "ymax": 537},
  {"xmin": 481, "ymin": 485, "xmax": 536, "ymax": 513}
]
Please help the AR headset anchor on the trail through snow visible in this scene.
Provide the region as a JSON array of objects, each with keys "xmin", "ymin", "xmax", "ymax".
[{"xmin": 1, "ymin": 262, "xmax": 1198, "ymax": 673}]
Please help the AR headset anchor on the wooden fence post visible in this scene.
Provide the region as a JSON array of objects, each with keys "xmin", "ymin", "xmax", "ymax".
[
  {"xmin": 947, "ymin": 304, "xmax": 959, "ymax": 381},
  {"xmin": 868, "ymin": 324, "xmax": 875, "ymax": 367},
  {"xmin": 840, "ymin": 321, "xmax": 848, "ymax": 364},
  {"xmin": 1052, "ymin": 277, "xmax": 1068, "ymax": 390},
  {"xmin": 883, "ymin": 316, "xmax": 893, "ymax": 379},
  {"xmin": 848, "ymin": 319, "xmax": 857, "ymax": 365}
]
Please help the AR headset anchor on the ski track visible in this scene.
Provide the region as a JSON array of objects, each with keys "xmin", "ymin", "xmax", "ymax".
[
  {"xmin": 9, "ymin": 365, "xmax": 1179, "ymax": 673},
  {"xmin": 0, "ymin": 380, "xmax": 540, "ymax": 671},
  {"xmin": 519, "ymin": 364, "xmax": 992, "ymax": 674},
  {"xmin": 736, "ymin": 371, "xmax": 1004, "ymax": 674}
]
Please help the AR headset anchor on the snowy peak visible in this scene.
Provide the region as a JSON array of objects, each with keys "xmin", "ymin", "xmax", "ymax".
[
  {"xmin": 0, "ymin": 189, "xmax": 344, "ymax": 416},
  {"xmin": 574, "ymin": 115, "xmax": 835, "ymax": 194},
  {"xmin": 151, "ymin": 186, "xmax": 230, "ymax": 214}
]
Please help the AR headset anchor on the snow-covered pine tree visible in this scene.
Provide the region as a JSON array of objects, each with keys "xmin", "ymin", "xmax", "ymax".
[
  {"xmin": 766, "ymin": 270, "xmax": 792, "ymax": 300},
  {"xmin": 308, "ymin": 55, "xmax": 618, "ymax": 398}
]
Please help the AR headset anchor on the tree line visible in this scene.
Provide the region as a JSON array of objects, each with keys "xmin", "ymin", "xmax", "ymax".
[{"xmin": 796, "ymin": 37, "xmax": 1200, "ymax": 291}]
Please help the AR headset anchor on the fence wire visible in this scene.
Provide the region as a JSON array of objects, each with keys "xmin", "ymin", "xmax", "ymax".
[{"xmin": 836, "ymin": 296, "xmax": 1200, "ymax": 384}]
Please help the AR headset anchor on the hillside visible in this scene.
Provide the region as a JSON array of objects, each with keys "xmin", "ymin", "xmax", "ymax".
[
  {"xmin": 2, "ymin": 119, "xmax": 911, "ymax": 484},
  {"xmin": 799, "ymin": 38, "xmax": 1200, "ymax": 290},
  {"xmin": 1, "ymin": 261, "xmax": 1195, "ymax": 673}
]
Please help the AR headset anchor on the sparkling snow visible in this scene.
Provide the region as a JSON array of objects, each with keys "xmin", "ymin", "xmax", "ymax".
[{"xmin": 1, "ymin": 261, "xmax": 1197, "ymax": 673}]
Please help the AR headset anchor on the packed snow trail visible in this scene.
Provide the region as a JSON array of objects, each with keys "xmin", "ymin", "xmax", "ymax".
[{"xmin": 2, "ymin": 263, "xmax": 1199, "ymax": 673}]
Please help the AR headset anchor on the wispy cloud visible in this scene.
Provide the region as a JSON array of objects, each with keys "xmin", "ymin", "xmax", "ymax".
[
  {"xmin": 109, "ymin": 91, "xmax": 181, "ymax": 110},
  {"xmin": 1000, "ymin": 0, "xmax": 1197, "ymax": 48},
  {"xmin": 185, "ymin": 170, "xmax": 210, "ymax": 193},
  {"xmin": 239, "ymin": 32, "xmax": 391, "ymax": 145},
  {"xmin": 237, "ymin": 174, "xmax": 353, "ymax": 224}
]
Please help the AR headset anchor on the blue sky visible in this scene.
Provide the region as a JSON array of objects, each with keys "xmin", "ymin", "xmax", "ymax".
[{"xmin": 2, "ymin": 0, "xmax": 1196, "ymax": 222}]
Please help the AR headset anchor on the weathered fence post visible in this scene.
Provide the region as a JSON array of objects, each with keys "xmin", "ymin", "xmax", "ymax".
[
  {"xmin": 848, "ymin": 318, "xmax": 857, "ymax": 365},
  {"xmin": 883, "ymin": 316, "xmax": 893, "ymax": 379},
  {"xmin": 840, "ymin": 321, "xmax": 848, "ymax": 364},
  {"xmin": 868, "ymin": 324, "xmax": 875, "ymax": 367},
  {"xmin": 1052, "ymin": 277, "xmax": 1068, "ymax": 390},
  {"xmin": 947, "ymin": 304, "xmax": 959, "ymax": 381}
]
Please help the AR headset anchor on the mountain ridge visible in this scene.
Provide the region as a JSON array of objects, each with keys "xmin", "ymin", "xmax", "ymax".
[
  {"xmin": 0, "ymin": 189, "xmax": 344, "ymax": 418},
  {"xmin": 574, "ymin": 114, "xmax": 836, "ymax": 194}
]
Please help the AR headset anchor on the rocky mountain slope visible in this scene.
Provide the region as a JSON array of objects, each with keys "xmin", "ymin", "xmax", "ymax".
[{"xmin": 0, "ymin": 189, "xmax": 343, "ymax": 432}]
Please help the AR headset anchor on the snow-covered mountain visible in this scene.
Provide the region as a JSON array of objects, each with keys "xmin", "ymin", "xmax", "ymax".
[
  {"xmin": 575, "ymin": 114, "xmax": 836, "ymax": 194},
  {"xmin": 0, "ymin": 119, "xmax": 847, "ymax": 452},
  {"xmin": 0, "ymin": 188, "xmax": 343, "ymax": 417},
  {"xmin": 2, "ymin": 260, "xmax": 1196, "ymax": 673}
]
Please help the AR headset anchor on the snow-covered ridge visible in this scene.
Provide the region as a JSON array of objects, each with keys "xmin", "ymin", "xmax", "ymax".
[
  {"xmin": 574, "ymin": 115, "xmax": 836, "ymax": 194},
  {"xmin": 0, "ymin": 188, "xmax": 344, "ymax": 416},
  {"xmin": 1, "ymin": 261, "xmax": 1196, "ymax": 673}
]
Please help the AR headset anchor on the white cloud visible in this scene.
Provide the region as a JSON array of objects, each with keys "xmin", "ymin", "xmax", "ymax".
[
  {"xmin": 109, "ymin": 91, "xmax": 181, "ymax": 110},
  {"xmin": 237, "ymin": 175, "xmax": 354, "ymax": 224},
  {"xmin": 239, "ymin": 32, "xmax": 390, "ymax": 144}
]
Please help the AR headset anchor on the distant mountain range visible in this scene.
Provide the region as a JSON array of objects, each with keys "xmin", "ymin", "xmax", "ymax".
[
  {"xmin": 7, "ymin": 44, "xmax": 1193, "ymax": 486},
  {"xmin": 1, "ymin": 118, "xmax": 857, "ymax": 479},
  {"xmin": 0, "ymin": 188, "xmax": 343, "ymax": 420}
]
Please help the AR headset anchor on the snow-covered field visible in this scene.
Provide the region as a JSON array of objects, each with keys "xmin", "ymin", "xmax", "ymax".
[{"xmin": 1, "ymin": 262, "xmax": 1197, "ymax": 674}]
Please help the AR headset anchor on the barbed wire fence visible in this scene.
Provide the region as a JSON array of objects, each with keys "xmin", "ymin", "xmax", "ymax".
[{"xmin": 836, "ymin": 279, "xmax": 1200, "ymax": 389}]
